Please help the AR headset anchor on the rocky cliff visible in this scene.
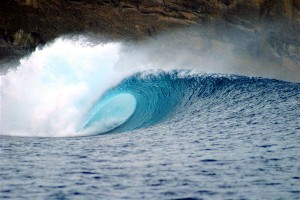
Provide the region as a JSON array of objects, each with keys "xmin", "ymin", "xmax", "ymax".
[{"xmin": 0, "ymin": 0, "xmax": 299, "ymax": 78}]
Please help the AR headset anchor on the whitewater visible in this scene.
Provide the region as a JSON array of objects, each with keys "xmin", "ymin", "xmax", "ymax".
[{"xmin": 0, "ymin": 37, "xmax": 300, "ymax": 199}]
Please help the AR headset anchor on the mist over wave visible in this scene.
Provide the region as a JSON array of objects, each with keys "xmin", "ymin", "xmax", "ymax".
[{"xmin": 0, "ymin": 35, "xmax": 299, "ymax": 137}]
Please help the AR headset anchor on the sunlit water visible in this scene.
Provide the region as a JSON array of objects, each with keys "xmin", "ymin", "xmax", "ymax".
[{"xmin": 1, "ymin": 38, "xmax": 299, "ymax": 199}]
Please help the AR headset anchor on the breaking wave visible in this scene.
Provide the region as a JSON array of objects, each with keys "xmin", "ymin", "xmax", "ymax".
[{"xmin": 1, "ymin": 38, "xmax": 299, "ymax": 137}]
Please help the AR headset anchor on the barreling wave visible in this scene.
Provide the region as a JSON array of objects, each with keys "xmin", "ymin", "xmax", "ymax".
[
  {"xmin": 81, "ymin": 71, "xmax": 300, "ymax": 136},
  {"xmin": 1, "ymin": 38, "xmax": 299, "ymax": 137}
]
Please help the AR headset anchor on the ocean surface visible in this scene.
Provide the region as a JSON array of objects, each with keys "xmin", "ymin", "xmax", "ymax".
[{"xmin": 1, "ymin": 39, "xmax": 300, "ymax": 199}]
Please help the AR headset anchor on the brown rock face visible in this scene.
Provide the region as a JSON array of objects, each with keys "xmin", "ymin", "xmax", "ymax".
[{"xmin": 0, "ymin": 0, "xmax": 299, "ymax": 79}]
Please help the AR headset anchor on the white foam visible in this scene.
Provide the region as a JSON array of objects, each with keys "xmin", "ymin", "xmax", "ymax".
[{"xmin": 0, "ymin": 38, "xmax": 138, "ymax": 137}]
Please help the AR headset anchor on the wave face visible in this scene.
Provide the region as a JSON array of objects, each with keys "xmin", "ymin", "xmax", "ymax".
[
  {"xmin": 0, "ymin": 38, "xmax": 299, "ymax": 137},
  {"xmin": 89, "ymin": 72, "xmax": 300, "ymax": 136}
]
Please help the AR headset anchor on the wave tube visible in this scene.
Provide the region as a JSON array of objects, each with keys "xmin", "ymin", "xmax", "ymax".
[
  {"xmin": 81, "ymin": 93, "xmax": 136, "ymax": 134},
  {"xmin": 88, "ymin": 72, "xmax": 186, "ymax": 133}
]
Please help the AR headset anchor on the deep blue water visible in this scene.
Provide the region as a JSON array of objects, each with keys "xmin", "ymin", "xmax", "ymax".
[{"xmin": 1, "ymin": 72, "xmax": 300, "ymax": 199}]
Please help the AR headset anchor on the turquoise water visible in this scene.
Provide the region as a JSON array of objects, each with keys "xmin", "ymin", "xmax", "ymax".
[{"xmin": 1, "ymin": 72, "xmax": 300, "ymax": 199}]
